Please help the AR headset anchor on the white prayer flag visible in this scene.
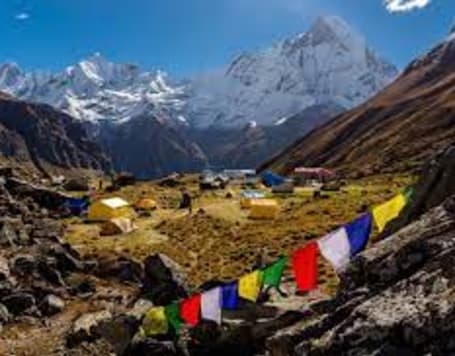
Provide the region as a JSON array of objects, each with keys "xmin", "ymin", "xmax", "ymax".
[
  {"xmin": 201, "ymin": 287, "xmax": 222, "ymax": 324},
  {"xmin": 317, "ymin": 227, "xmax": 351, "ymax": 271}
]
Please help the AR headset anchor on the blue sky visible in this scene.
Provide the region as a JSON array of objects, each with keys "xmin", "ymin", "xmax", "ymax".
[{"xmin": 0, "ymin": 0, "xmax": 453, "ymax": 76}]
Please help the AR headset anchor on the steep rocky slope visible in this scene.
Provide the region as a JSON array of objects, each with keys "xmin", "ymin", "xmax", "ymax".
[
  {"xmin": 190, "ymin": 16, "xmax": 397, "ymax": 128},
  {"xmin": 0, "ymin": 93, "xmax": 110, "ymax": 176},
  {"xmin": 191, "ymin": 103, "xmax": 343, "ymax": 169},
  {"xmin": 261, "ymin": 29, "xmax": 455, "ymax": 177},
  {"xmin": 100, "ymin": 116, "xmax": 207, "ymax": 179}
]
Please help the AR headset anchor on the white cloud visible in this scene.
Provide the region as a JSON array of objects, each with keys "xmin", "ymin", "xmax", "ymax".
[
  {"xmin": 15, "ymin": 13, "xmax": 30, "ymax": 21},
  {"xmin": 384, "ymin": 0, "xmax": 431, "ymax": 12}
]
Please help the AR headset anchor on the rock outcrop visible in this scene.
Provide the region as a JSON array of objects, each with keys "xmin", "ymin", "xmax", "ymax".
[
  {"xmin": 266, "ymin": 195, "xmax": 455, "ymax": 356},
  {"xmin": 383, "ymin": 145, "xmax": 455, "ymax": 237},
  {"xmin": 0, "ymin": 93, "xmax": 111, "ymax": 176}
]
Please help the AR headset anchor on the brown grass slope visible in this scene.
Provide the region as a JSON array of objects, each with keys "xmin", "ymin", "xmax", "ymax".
[{"xmin": 260, "ymin": 38, "xmax": 455, "ymax": 176}]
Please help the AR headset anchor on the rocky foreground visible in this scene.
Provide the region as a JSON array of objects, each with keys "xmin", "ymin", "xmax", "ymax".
[{"xmin": 0, "ymin": 148, "xmax": 454, "ymax": 355}]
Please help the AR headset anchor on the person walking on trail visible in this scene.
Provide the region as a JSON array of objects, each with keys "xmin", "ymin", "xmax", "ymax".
[{"xmin": 179, "ymin": 189, "xmax": 193, "ymax": 214}]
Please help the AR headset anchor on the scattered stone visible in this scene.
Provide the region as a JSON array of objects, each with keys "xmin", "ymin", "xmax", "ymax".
[
  {"xmin": 142, "ymin": 254, "xmax": 188, "ymax": 305},
  {"xmin": 40, "ymin": 294, "xmax": 65, "ymax": 316},
  {"xmin": 66, "ymin": 310, "xmax": 113, "ymax": 348},
  {"xmin": 0, "ymin": 303, "xmax": 10, "ymax": 323},
  {"xmin": 127, "ymin": 298, "xmax": 155, "ymax": 319},
  {"xmin": 95, "ymin": 257, "xmax": 142, "ymax": 283},
  {"xmin": 2, "ymin": 292, "xmax": 36, "ymax": 315},
  {"xmin": 97, "ymin": 314, "xmax": 140, "ymax": 355},
  {"xmin": 63, "ymin": 177, "xmax": 89, "ymax": 192},
  {"xmin": 128, "ymin": 337, "xmax": 179, "ymax": 356},
  {"xmin": 13, "ymin": 254, "xmax": 36, "ymax": 275},
  {"xmin": 0, "ymin": 257, "xmax": 10, "ymax": 281}
]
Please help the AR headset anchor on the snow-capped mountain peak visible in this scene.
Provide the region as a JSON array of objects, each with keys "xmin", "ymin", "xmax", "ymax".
[
  {"xmin": 188, "ymin": 15, "xmax": 398, "ymax": 127},
  {"xmin": 0, "ymin": 54, "xmax": 186, "ymax": 124},
  {"xmin": 0, "ymin": 16, "xmax": 397, "ymax": 129}
]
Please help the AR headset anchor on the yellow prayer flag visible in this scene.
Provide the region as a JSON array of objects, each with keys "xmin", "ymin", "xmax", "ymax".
[
  {"xmin": 142, "ymin": 307, "xmax": 168, "ymax": 336},
  {"xmin": 238, "ymin": 270, "xmax": 263, "ymax": 302},
  {"xmin": 372, "ymin": 193, "xmax": 406, "ymax": 233}
]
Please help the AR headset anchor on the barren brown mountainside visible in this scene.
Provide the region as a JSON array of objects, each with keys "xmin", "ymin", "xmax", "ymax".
[
  {"xmin": 260, "ymin": 35, "xmax": 455, "ymax": 176},
  {"xmin": 0, "ymin": 92, "xmax": 110, "ymax": 175}
]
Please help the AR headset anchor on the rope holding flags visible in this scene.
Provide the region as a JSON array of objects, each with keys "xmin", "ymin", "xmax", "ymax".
[{"xmin": 139, "ymin": 187, "xmax": 413, "ymax": 336}]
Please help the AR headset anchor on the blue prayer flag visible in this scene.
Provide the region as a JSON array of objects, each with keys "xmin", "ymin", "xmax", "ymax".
[
  {"xmin": 345, "ymin": 213, "xmax": 372, "ymax": 256},
  {"xmin": 222, "ymin": 282, "xmax": 238, "ymax": 310}
]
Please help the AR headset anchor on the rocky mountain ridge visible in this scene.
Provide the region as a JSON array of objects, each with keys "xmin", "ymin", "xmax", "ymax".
[
  {"xmin": 0, "ymin": 16, "xmax": 398, "ymax": 177},
  {"xmin": 261, "ymin": 26, "xmax": 455, "ymax": 177},
  {"xmin": 0, "ymin": 93, "xmax": 110, "ymax": 176},
  {"xmin": 0, "ymin": 16, "xmax": 396, "ymax": 130}
]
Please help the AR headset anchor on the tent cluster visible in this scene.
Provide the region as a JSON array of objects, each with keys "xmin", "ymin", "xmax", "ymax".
[
  {"xmin": 62, "ymin": 195, "xmax": 157, "ymax": 236},
  {"xmin": 141, "ymin": 188, "xmax": 413, "ymax": 336}
]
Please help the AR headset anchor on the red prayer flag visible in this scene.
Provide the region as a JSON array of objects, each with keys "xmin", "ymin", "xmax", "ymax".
[
  {"xmin": 180, "ymin": 294, "xmax": 201, "ymax": 326},
  {"xmin": 292, "ymin": 242, "xmax": 319, "ymax": 291}
]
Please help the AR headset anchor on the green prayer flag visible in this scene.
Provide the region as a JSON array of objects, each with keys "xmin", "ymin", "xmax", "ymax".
[
  {"xmin": 165, "ymin": 303, "xmax": 183, "ymax": 334},
  {"xmin": 262, "ymin": 256, "xmax": 287, "ymax": 287},
  {"xmin": 403, "ymin": 186, "xmax": 414, "ymax": 202}
]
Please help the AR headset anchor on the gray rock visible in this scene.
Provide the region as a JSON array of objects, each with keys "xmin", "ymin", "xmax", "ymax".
[
  {"xmin": 0, "ymin": 256, "xmax": 10, "ymax": 281},
  {"xmin": 66, "ymin": 310, "xmax": 112, "ymax": 348},
  {"xmin": 13, "ymin": 254, "xmax": 36, "ymax": 275},
  {"xmin": 40, "ymin": 294, "xmax": 65, "ymax": 316},
  {"xmin": 0, "ymin": 219, "xmax": 18, "ymax": 246},
  {"xmin": 2, "ymin": 292, "xmax": 36, "ymax": 315},
  {"xmin": 97, "ymin": 314, "xmax": 140, "ymax": 355},
  {"xmin": 0, "ymin": 303, "xmax": 10, "ymax": 323},
  {"xmin": 128, "ymin": 337, "xmax": 178, "ymax": 356}
]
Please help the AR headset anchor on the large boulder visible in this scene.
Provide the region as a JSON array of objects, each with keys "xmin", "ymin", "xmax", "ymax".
[
  {"xmin": 2, "ymin": 292, "xmax": 36, "ymax": 315},
  {"xmin": 5, "ymin": 177, "xmax": 70, "ymax": 211},
  {"xmin": 66, "ymin": 310, "xmax": 113, "ymax": 348},
  {"xmin": 63, "ymin": 177, "xmax": 90, "ymax": 192},
  {"xmin": 141, "ymin": 254, "xmax": 188, "ymax": 306},
  {"xmin": 39, "ymin": 294, "xmax": 65, "ymax": 316},
  {"xmin": 383, "ymin": 145, "xmax": 455, "ymax": 237}
]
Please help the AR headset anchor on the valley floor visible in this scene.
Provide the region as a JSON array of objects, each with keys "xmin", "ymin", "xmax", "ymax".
[{"xmin": 65, "ymin": 174, "xmax": 413, "ymax": 291}]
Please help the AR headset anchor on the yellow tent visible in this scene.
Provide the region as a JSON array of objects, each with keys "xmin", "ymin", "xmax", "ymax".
[
  {"xmin": 135, "ymin": 198, "xmax": 158, "ymax": 211},
  {"xmin": 240, "ymin": 191, "xmax": 266, "ymax": 209},
  {"xmin": 88, "ymin": 197, "xmax": 134, "ymax": 221},
  {"xmin": 249, "ymin": 199, "xmax": 279, "ymax": 219},
  {"xmin": 100, "ymin": 218, "xmax": 137, "ymax": 236}
]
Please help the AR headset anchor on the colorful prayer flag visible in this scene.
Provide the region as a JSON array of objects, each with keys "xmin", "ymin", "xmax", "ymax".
[
  {"xmin": 165, "ymin": 303, "xmax": 183, "ymax": 334},
  {"xmin": 403, "ymin": 186, "xmax": 414, "ymax": 201},
  {"xmin": 239, "ymin": 270, "xmax": 263, "ymax": 302},
  {"xmin": 263, "ymin": 256, "xmax": 287, "ymax": 287},
  {"xmin": 292, "ymin": 242, "xmax": 318, "ymax": 291},
  {"xmin": 222, "ymin": 282, "xmax": 239, "ymax": 310},
  {"xmin": 372, "ymin": 193, "xmax": 407, "ymax": 233},
  {"xmin": 317, "ymin": 228, "xmax": 350, "ymax": 272},
  {"xmin": 180, "ymin": 294, "xmax": 201, "ymax": 326},
  {"xmin": 142, "ymin": 307, "xmax": 168, "ymax": 336},
  {"xmin": 201, "ymin": 287, "xmax": 222, "ymax": 324},
  {"xmin": 345, "ymin": 213, "xmax": 372, "ymax": 256}
]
